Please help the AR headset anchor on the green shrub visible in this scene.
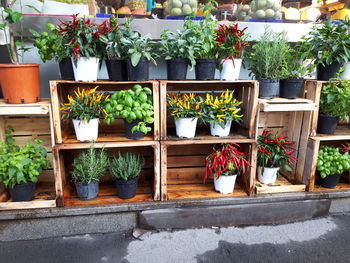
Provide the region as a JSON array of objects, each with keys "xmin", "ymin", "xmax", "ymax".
[{"xmin": 110, "ymin": 152, "xmax": 144, "ymax": 181}]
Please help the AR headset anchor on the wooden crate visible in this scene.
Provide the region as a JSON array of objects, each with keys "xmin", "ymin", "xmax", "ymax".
[
  {"xmin": 54, "ymin": 141, "xmax": 160, "ymax": 207},
  {"xmin": 0, "ymin": 100, "xmax": 57, "ymax": 210},
  {"xmin": 50, "ymin": 80, "xmax": 160, "ymax": 144},
  {"xmin": 160, "ymin": 138, "xmax": 257, "ymax": 201},
  {"xmin": 159, "ymin": 80, "xmax": 259, "ymax": 140}
]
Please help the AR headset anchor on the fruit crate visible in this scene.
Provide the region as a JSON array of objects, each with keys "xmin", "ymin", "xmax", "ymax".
[
  {"xmin": 160, "ymin": 138, "xmax": 257, "ymax": 201},
  {"xmin": 54, "ymin": 141, "xmax": 160, "ymax": 207},
  {"xmin": 0, "ymin": 100, "xmax": 57, "ymax": 210},
  {"xmin": 159, "ymin": 80, "xmax": 259, "ymax": 141},
  {"xmin": 50, "ymin": 80, "xmax": 160, "ymax": 144}
]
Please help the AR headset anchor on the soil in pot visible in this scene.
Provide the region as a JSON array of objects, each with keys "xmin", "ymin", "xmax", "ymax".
[
  {"xmin": 0, "ymin": 64, "xmax": 40, "ymax": 104},
  {"xmin": 280, "ymin": 79, "xmax": 304, "ymax": 99},
  {"xmin": 58, "ymin": 58, "xmax": 75, "ymax": 80},
  {"xmin": 115, "ymin": 177, "xmax": 139, "ymax": 199},
  {"xmin": 167, "ymin": 58, "xmax": 188, "ymax": 80},
  {"xmin": 320, "ymin": 174, "xmax": 341, "ymax": 188},
  {"xmin": 195, "ymin": 59, "xmax": 216, "ymax": 80},
  {"xmin": 126, "ymin": 58, "xmax": 149, "ymax": 81},
  {"xmin": 106, "ymin": 59, "xmax": 128, "ymax": 81},
  {"xmin": 257, "ymin": 79, "xmax": 280, "ymax": 99},
  {"xmin": 9, "ymin": 182, "xmax": 36, "ymax": 202},
  {"xmin": 317, "ymin": 115, "xmax": 339, "ymax": 134},
  {"xmin": 75, "ymin": 181, "xmax": 99, "ymax": 201},
  {"xmin": 317, "ymin": 62, "xmax": 342, "ymax": 81},
  {"xmin": 124, "ymin": 119, "xmax": 145, "ymax": 139}
]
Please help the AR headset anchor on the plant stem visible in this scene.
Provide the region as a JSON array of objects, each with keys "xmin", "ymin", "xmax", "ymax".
[{"xmin": 8, "ymin": 23, "xmax": 19, "ymax": 64}]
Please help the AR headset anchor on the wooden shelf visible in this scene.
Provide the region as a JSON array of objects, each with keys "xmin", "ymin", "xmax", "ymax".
[
  {"xmin": 62, "ymin": 134, "xmax": 155, "ymax": 144},
  {"xmin": 259, "ymin": 98, "xmax": 317, "ymax": 112},
  {"xmin": 161, "ymin": 137, "xmax": 256, "ymax": 146},
  {"xmin": 255, "ymin": 176, "xmax": 306, "ymax": 195},
  {"xmin": 55, "ymin": 140, "xmax": 158, "ymax": 150},
  {"xmin": 311, "ymin": 124, "xmax": 350, "ymax": 141},
  {"xmin": 0, "ymin": 99, "xmax": 51, "ymax": 115},
  {"xmin": 0, "ymin": 182, "xmax": 56, "ymax": 210}
]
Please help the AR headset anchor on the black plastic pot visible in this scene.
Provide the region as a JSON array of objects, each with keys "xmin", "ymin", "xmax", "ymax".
[
  {"xmin": 257, "ymin": 79, "xmax": 280, "ymax": 99},
  {"xmin": 317, "ymin": 62, "xmax": 342, "ymax": 81},
  {"xmin": 75, "ymin": 181, "xmax": 99, "ymax": 201},
  {"xmin": 106, "ymin": 59, "xmax": 128, "ymax": 81},
  {"xmin": 115, "ymin": 177, "xmax": 139, "ymax": 199},
  {"xmin": 280, "ymin": 79, "xmax": 304, "ymax": 99},
  {"xmin": 58, "ymin": 58, "xmax": 75, "ymax": 80},
  {"xmin": 320, "ymin": 173, "xmax": 341, "ymax": 188},
  {"xmin": 195, "ymin": 59, "xmax": 216, "ymax": 80},
  {"xmin": 124, "ymin": 119, "xmax": 145, "ymax": 139},
  {"xmin": 126, "ymin": 58, "xmax": 149, "ymax": 81},
  {"xmin": 167, "ymin": 58, "xmax": 188, "ymax": 80},
  {"xmin": 317, "ymin": 115, "xmax": 339, "ymax": 134},
  {"xmin": 9, "ymin": 182, "xmax": 35, "ymax": 202}
]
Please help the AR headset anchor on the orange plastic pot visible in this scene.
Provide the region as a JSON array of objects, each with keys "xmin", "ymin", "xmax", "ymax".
[{"xmin": 0, "ymin": 64, "xmax": 41, "ymax": 104}]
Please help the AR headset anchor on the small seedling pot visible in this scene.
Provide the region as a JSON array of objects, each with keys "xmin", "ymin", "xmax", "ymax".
[
  {"xmin": 175, "ymin": 117, "xmax": 198, "ymax": 138},
  {"xmin": 58, "ymin": 58, "xmax": 75, "ymax": 80},
  {"xmin": 258, "ymin": 167, "xmax": 279, "ymax": 184},
  {"xmin": 124, "ymin": 119, "xmax": 145, "ymax": 139},
  {"xmin": 72, "ymin": 119, "xmax": 99, "ymax": 142},
  {"xmin": 126, "ymin": 58, "xmax": 149, "ymax": 81},
  {"xmin": 75, "ymin": 181, "xmax": 99, "ymax": 201},
  {"xmin": 195, "ymin": 59, "xmax": 216, "ymax": 80},
  {"xmin": 71, "ymin": 57, "xmax": 99, "ymax": 82},
  {"xmin": 106, "ymin": 59, "xmax": 128, "ymax": 81},
  {"xmin": 167, "ymin": 58, "xmax": 188, "ymax": 80},
  {"xmin": 214, "ymin": 174, "xmax": 237, "ymax": 194},
  {"xmin": 220, "ymin": 59, "xmax": 242, "ymax": 81},
  {"xmin": 317, "ymin": 115, "xmax": 339, "ymax": 135},
  {"xmin": 9, "ymin": 182, "xmax": 36, "ymax": 202},
  {"xmin": 210, "ymin": 120, "xmax": 232, "ymax": 137},
  {"xmin": 115, "ymin": 177, "xmax": 139, "ymax": 199},
  {"xmin": 320, "ymin": 174, "xmax": 341, "ymax": 189}
]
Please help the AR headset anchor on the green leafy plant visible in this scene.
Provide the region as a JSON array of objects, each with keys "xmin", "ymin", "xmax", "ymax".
[
  {"xmin": 319, "ymin": 79, "xmax": 350, "ymax": 122},
  {"xmin": 247, "ymin": 28, "xmax": 289, "ymax": 79},
  {"xmin": 183, "ymin": 16, "xmax": 218, "ymax": 59},
  {"xmin": 300, "ymin": 19, "xmax": 350, "ymax": 66},
  {"xmin": 167, "ymin": 92, "xmax": 202, "ymax": 119},
  {"xmin": 201, "ymin": 90, "xmax": 243, "ymax": 128},
  {"xmin": 158, "ymin": 28, "xmax": 196, "ymax": 68},
  {"xmin": 317, "ymin": 145, "xmax": 350, "ymax": 179},
  {"xmin": 71, "ymin": 144, "xmax": 108, "ymax": 184},
  {"xmin": 60, "ymin": 86, "xmax": 109, "ymax": 122},
  {"xmin": 110, "ymin": 152, "xmax": 144, "ymax": 181},
  {"xmin": 104, "ymin": 84, "xmax": 154, "ymax": 134},
  {"xmin": 204, "ymin": 143, "xmax": 250, "ymax": 182},
  {"xmin": 0, "ymin": 126, "xmax": 50, "ymax": 188},
  {"xmin": 257, "ymin": 130, "xmax": 297, "ymax": 170}
]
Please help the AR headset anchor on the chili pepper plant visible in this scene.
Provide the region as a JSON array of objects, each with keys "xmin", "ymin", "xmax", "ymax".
[{"xmin": 167, "ymin": 93, "xmax": 202, "ymax": 119}]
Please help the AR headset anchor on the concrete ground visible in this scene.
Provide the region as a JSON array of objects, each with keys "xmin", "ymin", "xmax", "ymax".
[{"xmin": 1, "ymin": 214, "xmax": 350, "ymax": 263}]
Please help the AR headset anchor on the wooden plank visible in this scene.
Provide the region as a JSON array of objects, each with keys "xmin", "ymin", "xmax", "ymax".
[
  {"xmin": 304, "ymin": 139, "xmax": 320, "ymax": 191},
  {"xmin": 5, "ymin": 117, "xmax": 50, "ymax": 135},
  {"xmin": 248, "ymin": 142, "xmax": 257, "ymax": 195},
  {"xmin": 258, "ymin": 112, "xmax": 290, "ymax": 127},
  {"xmin": 161, "ymin": 138, "xmax": 255, "ymax": 146},
  {"xmin": 255, "ymin": 177, "xmax": 306, "ymax": 194},
  {"xmin": 305, "ymin": 80, "xmax": 323, "ymax": 136},
  {"xmin": 168, "ymin": 155, "xmax": 206, "ymax": 168},
  {"xmin": 160, "ymin": 81, "xmax": 167, "ymax": 140},
  {"xmin": 0, "ymin": 105, "xmax": 49, "ymax": 115},
  {"xmin": 55, "ymin": 140, "xmax": 157, "ymax": 150},
  {"xmin": 167, "ymin": 167, "xmax": 206, "ymax": 180},
  {"xmin": 0, "ymin": 200, "xmax": 56, "ymax": 210},
  {"xmin": 152, "ymin": 81, "xmax": 160, "ymax": 141},
  {"xmin": 160, "ymin": 144, "xmax": 168, "ymax": 200},
  {"xmin": 153, "ymin": 142, "xmax": 161, "ymax": 201},
  {"xmin": 50, "ymin": 81, "xmax": 63, "ymax": 144},
  {"xmin": 63, "ymin": 134, "xmax": 155, "ymax": 144},
  {"xmin": 259, "ymin": 102, "xmax": 317, "ymax": 112}
]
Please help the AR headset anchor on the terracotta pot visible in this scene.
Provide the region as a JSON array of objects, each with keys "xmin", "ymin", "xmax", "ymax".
[{"xmin": 0, "ymin": 64, "xmax": 40, "ymax": 104}]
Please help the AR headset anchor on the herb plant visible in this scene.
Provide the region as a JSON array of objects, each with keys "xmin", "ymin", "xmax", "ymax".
[
  {"xmin": 247, "ymin": 28, "xmax": 289, "ymax": 79},
  {"xmin": 0, "ymin": 126, "xmax": 50, "ymax": 188},
  {"xmin": 104, "ymin": 84, "xmax": 154, "ymax": 134},
  {"xmin": 257, "ymin": 130, "xmax": 297, "ymax": 170},
  {"xmin": 60, "ymin": 86, "xmax": 109, "ymax": 123},
  {"xmin": 317, "ymin": 146, "xmax": 350, "ymax": 179},
  {"xmin": 110, "ymin": 152, "xmax": 144, "ymax": 181},
  {"xmin": 167, "ymin": 93, "xmax": 202, "ymax": 119},
  {"xmin": 201, "ymin": 90, "xmax": 243, "ymax": 129},
  {"xmin": 204, "ymin": 143, "xmax": 250, "ymax": 182},
  {"xmin": 71, "ymin": 145, "xmax": 108, "ymax": 184},
  {"xmin": 319, "ymin": 79, "xmax": 350, "ymax": 122}
]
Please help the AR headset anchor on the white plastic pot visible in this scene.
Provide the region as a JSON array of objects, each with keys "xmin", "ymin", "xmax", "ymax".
[
  {"xmin": 210, "ymin": 120, "xmax": 232, "ymax": 137},
  {"xmin": 220, "ymin": 59, "xmax": 242, "ymax": 81},
  {"xmin": 174, "ymin": 118, "xmax": 198, "ymax": 138},
  {"xmin": 214, "ymin": 174, "xmax": 237, "ymax": 194},
  {"xmin": 257, "ymin": 166, "xmax": 279, "ymax": 184},
  {"xmin": 71, "ymin": 57, "xmax": 99, "ymax": 82},
  {"xmin": 72, "ymin": 118, "xmax": 99, "ymax": 142}
]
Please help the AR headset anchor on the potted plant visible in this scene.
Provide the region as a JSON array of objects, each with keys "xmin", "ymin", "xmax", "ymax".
[
  {"xmin": 54, "ymin": 15, "xmax": 109, "ymax": 82},
  {"xmin": 201, "ymin": 90, "xmax": 243, "ymax": 137},
  {"xmin": 167, "ymin": 92, "xmax": 201, "ymax": 138},
  {"xmin": 341, "ymin": 143, "xmax": 350, "ymax": 184},
  {"xmin": 0, "ymin": 126, "xmax": 50, "ymax": 202},
  {"xmin": 105, "ymin": 17, "xmax": 132, "ymax": 81},
  {"xmin": 183, "ymin": 16, "xmax": 218, "ymax": 80},
  {"xmin": 60, "ymin": 87, "xmax": 109, "ymax": 142},
  {"xmin": 104, "ymin": 84, "xmax": 154, "ymax": 139},
  {"xmin": 120, "ymin": 31, "xmax": 156, "ymax": 81},
  {"xmin": 71, "ymin": 145, "xmax": 108, "ymax": 200},
  {"xmin": 158, "ymin": 28, "xmax": 196, "ymax": 80},
  {"xmin": 301, "ymin": 19, "xmax": 350, "ymax": 81},
  {"xmin": 247, "ymin": 28, "xmax": 289, "ymax": 99},
  {"xmin": 216, "ymin": 23, "xmax": 249, "ymax": 81},
  {"xmin": 110, "ymin": 152, "xmax": 144, "ymax": 199},
  {"xmin": 257, "ymin": 130, "xmax": 297, "ymax": 184},
  {"xmin": 204, "ymin": 143, "xmax": 251, "ymax": 194},
  {"xmin": 0, "ymin": 4, "xmax": 41, "ymax": 104},
  {"xmin": 317, "ymin": 145, "xmax": 350, "ymax": 188},
  {"xmin": 317, "ymin": 79, "xmax": 350, "ymax": 134}
]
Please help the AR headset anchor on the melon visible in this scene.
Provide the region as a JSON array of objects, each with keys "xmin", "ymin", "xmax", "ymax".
[
  {"xmin": 172, "ymin": 0, "xmax": 183, "ymax": 8},
  {"xmin": 171, "ymin": 7, "xmax": 182, "ymax": 16},
  {"xmin": 257, "ymin": 0, "xmax": 267, "ymax": 9},
  {"xmin": 189, "ymin": 0, "xmax": 197, "ymax": 8},
  {"xmin": 182, "ymin": 4, "xmax": 192, "ymax": 14},
  {"xmin": 255, "ymin": 9, "xmax": 266, "ymax": 18},
  {"xmin": 265, "ymin": 9, "xmax": 275, "ymax": 18}
]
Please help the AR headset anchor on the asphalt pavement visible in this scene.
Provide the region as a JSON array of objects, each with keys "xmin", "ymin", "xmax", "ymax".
[{"xmin": 1, "ymin": 213, "xmax": 350, "ymax": 263}]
